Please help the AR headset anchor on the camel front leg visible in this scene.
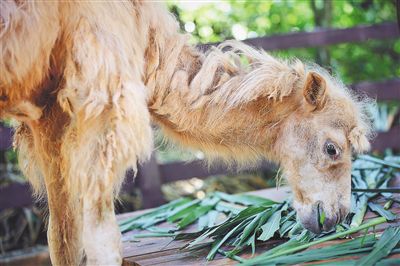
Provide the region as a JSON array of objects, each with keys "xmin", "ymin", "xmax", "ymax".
[
  {"xmin": 56, "ymin": 12, "xmax": 153, "ymax": 263},
  {"xmin": 61, "ymin": 104, "xmax": 152, "ymax": 265},
  {"xmin": 46, "ymin": 179, "xmax": 84, "ymax": 266},
  {"xmin": 58, "ymin": 82, "xmax": 153, "ymax": 264},
  {"xmin": 17, "ymin": 118, "xmax": 85, "ymax": 266}
]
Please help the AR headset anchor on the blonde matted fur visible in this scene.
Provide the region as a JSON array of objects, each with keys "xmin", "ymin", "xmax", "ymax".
[
  {"xmin": 1, "ymin": 1, "xmax": 372, "ymax": 265},
  {"xmin": 149, "ymin": 40, "xmax": 371, "ymax": 164}
]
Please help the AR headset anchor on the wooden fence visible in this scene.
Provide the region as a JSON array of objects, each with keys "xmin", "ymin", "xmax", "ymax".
[{"xmin": 1, "ymin": 22, "xmax": 399, "ymax": 210}]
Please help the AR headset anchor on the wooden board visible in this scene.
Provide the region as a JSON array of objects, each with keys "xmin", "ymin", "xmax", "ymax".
[{"xmin": 120, "ymin": 187, "xmax": 400, "ymax": 266}]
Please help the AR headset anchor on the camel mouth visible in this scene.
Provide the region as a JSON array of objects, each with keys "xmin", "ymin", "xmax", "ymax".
[
  {"xmin": 314, "ymin": 201, "xmax": 339, "ymax": 233},
  {"xmin": 316, "ymin": 201, "xmax": 324, "ymax": 232},
  {"xmin": 299, "ymin": 202, "xmax": 323, "ymax": 234}
]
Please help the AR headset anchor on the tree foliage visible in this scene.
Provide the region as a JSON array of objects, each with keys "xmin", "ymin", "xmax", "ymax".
[{"xmin": 168, "ymin": 0, "xmax": 398, "ymax": 83}]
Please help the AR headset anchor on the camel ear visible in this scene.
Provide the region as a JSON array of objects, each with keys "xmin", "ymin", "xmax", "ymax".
[
  {"xmin": 349, "ymin": 127, "xmax": 370, "ymax": 153},
  {"xmin": 303, "ymin": 71, "xmax": 327, "ymax": 111}
]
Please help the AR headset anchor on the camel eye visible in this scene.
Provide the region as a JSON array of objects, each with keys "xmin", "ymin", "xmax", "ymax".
[{"xmin": 325, "ymin": 141, "xmax": 339, "ymax": 159}]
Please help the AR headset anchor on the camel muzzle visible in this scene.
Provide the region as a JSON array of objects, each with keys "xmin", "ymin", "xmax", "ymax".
[{"xmin": 300, "ymin": 201, "xmax": 348, "ymax": 234}]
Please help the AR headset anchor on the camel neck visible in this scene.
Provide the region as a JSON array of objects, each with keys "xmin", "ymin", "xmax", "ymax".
[{"xmin": 144, "ymin": 33, "xmax": 305, "ymax": 164}]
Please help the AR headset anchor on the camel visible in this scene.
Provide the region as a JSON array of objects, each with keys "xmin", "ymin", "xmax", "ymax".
[{"xmin": 0, "ymin": 1, "xmax": 372, "ymax": 265}]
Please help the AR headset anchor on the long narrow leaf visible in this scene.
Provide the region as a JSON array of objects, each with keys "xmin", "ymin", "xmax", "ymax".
[
  {"xmin": 238, "ymin": 210, "xmax": 265, "ymax": 245},
  {"xmin": 241, "ymin": 217, "xmax": 387, "ymax": 265},
  {"xmin": 259, "ymin": 235, "xmax": 376, "ymax": 265},
  {"xmin": 206, "ymin": 217, "xmax": 252, "ymax": 260},
  {"xmin": 215, "ymin": 192, "xmax": 279, "ymax": 206},
  {"xmin": 357, "ymin": 226, "xmax": 400, "ymax": 266},
  {"xmin": 178, "ymin": 198, "xmax": 219, "ymax": 229},
  {"xmin": 167, "ymin": 199, "xmax": 201, "ymax": 222},
  {"xmin": 358, "ymin": 155, "xmax": 400, "ymax": 169},
  {"xmin": 368, "ymin": 202, "xmax": 397, "ymax": 221}
]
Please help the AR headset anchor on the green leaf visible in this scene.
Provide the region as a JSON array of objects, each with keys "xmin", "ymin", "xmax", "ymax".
[
  {"xmin": 215, "ymin": 201, "xmax": 244, "ymax": 214},
  {"xmin": 206, "ymin": 217, "xmax": 251, "ymax": 260},
  {"xmin": 258, "ymin": 209, "xmax": 282, "ymax": 241},
  {"xmin": 258, "ymin": 235, "xmax": 376, "ymax": 265},
  {"xmin": 280, "ymin": 209, "xmax": 296, "ymax": 224},
  {"xmin": 183, "ymin": 227, "xmax": 217, "ymax": 247},
  {"xmin": 279, "ymin": 220, "xmax": 296, "ymax": 237},
  {"xmin": 215, "ymin": 192, "xmax": 279, "ymax": 206},
  {"xmin": 243, "ymin": 235, "xmax": 375, "ymax": 265},
  {"xmin": 358, "ymin": 155, "xmax": 400, "ymax": 169},
  {"xmin": 238, "ymin": 211, "xmax": 265, "ymax": 246},
  {"xmin": 375, "ymin": 258, "xmax": 400, "ymax": 266},
  {"xmin": 357, "ymin": 226, "xmax": 400, "ymax": 266},
  {"xmin": 217, "ymin": 249, "xmax": 246, "ymax": 263},
  {"xmin": 198, "ymin": 210, "xmax": 219, "ymax": 230},
  {"xmin": 288, "ymin": 221, "xmax": 305, "ymax": 238},
  {"xmin": 210, "ymin": 206, "xmax": 267, "ymax": 237},
  {"xmin": 368, "ymin": 202, "xmax": 397, "ymax": 221},
  {"xmin": 167, "ymin": 199, "xmax": 201, "ymax": 222},
  {"xmin": 119, "ymin": 197, "xmax": 192, "ymax": 232},
  {"xmin": 248, "ymin": 234, "xmax": 256, "ymax": 255},
  {"xmin": 319, "ymin": 209, "xmax": 326, "ymax": 225},
  {"xmin": 241, "ymin": 217, "xmax": 386, "ymax": 265},
  {"xmin": 383, "ymin": 200, "xmax": 393, "ymax": 210},
  {"xmin": 177, "ymin": 198, "xmax": 220, "ymax": 229},
  {"xmin": 119, "ymin": 197, "xmax": 191, "ymax": 226},
  {"xmin": 249, "ymin": 237, "xmax": 303, "ymax": 261},
  {"xmin": 350, "ymin": 194, "xmax": 369, "ymax": 227}
]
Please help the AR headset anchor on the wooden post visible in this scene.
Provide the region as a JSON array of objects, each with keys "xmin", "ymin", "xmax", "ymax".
[
  {"xmin": 135, "ymin": 153, "xmax": 165, "ymax": 208},
  {"xmin": 0, "ymin": 124, "xmax": 13, "ymax": 150}
]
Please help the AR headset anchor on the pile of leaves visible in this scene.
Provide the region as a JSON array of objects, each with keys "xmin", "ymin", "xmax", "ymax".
[{"xmin": 119, "ymin": 155, "xmax": 400, "ymax": 264}]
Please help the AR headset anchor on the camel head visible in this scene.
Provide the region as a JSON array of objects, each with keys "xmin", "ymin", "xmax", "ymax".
[{"xmin": 276, "ymin": 69, "xmax": 372, "ymax": 233}]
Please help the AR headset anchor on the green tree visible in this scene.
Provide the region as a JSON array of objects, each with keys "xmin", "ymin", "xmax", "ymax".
[{"xmin": 168, "ymin": 0, "xmax": 399, "ymax": 83}]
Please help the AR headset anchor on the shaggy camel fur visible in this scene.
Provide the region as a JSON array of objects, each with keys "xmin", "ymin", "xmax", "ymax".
[{"xmin": 1, "ymin": 1, "xmax": 372, "ymax": 265}]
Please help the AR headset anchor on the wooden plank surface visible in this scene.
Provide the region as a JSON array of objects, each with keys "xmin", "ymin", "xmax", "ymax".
[{"xmin": 120, "ymin": 187, "xmax": 400, "ymax": 266}]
